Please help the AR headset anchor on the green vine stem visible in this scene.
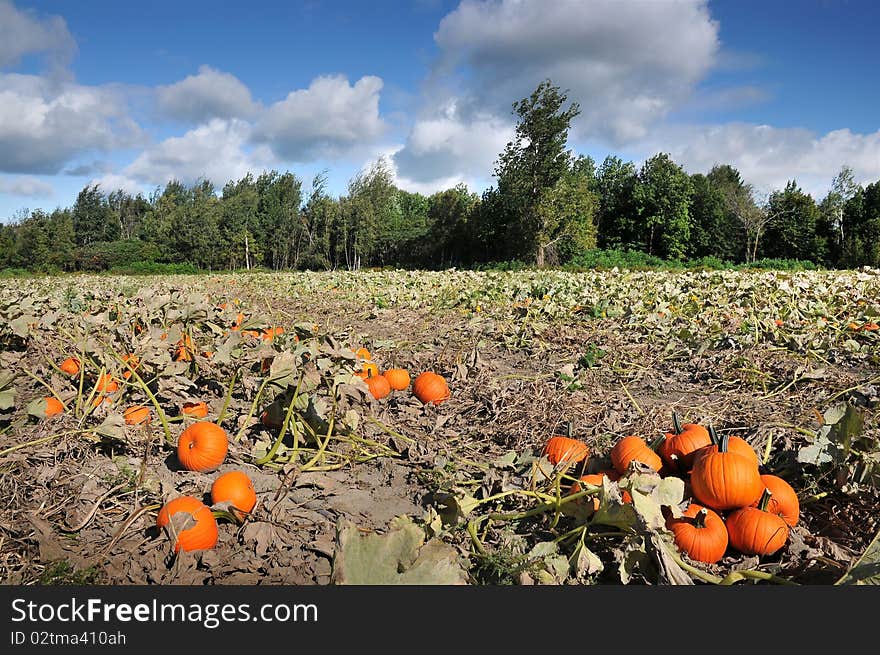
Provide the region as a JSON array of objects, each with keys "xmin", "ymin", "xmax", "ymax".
[
  {"xmin": 254, "ymin": 373, "xmax": 304, "ymax": 466},
  {"xmin": 234, "ymin": 374, "xmax": 274, "ymax": 444},
  {"xmin": 216, "ymin": 368, "xmax": 239, "ymax": 426}
]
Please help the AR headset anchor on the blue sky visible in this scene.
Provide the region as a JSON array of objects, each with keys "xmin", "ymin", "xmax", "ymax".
[{"xmin": 1, "ymin": 0, "xmax": 878, "ymax": 221}]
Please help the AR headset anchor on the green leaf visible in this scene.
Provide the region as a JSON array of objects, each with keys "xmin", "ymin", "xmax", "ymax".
[
  {"xmin": 837, "ymin": 526, "xmax": 880, "ymax": 585},
  {"xmin": 331, "ymin": 516, "xmax": 468, "ymax": 585}
]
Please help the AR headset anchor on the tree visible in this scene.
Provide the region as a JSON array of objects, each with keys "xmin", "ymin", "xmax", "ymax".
[
  {"xmin": 818, "ymin": 165, "xmax": 861, "ymax": 266},
  {"xmin": 840, "ymin": 181, "xmax": 880, "ymax": 267},
  {"xmin": 534, "ymin": 159, "xmax": 598, "ymax": 263},
  {"xmin": 425, "ymin": 183, "xmax": 479, "ymax": 267},
  {"xmin": 687, "ymin": 166, "xmax": 744, "ymax": 261},
  {"xmin": 72, "ymin": 184, "xmax": 118, "ymax": 246},
  {"xmin": 494, "ymin": 79, "xmax": 582, "ymax": 266},
  {"xmin": 338, "ymin": 158, "xmax": 398, "ymax": 269},
  {"xmin": 634, "ymin": 153, "xmax": 692, "ymax": 260},
  {"xmin": 761, "ymin": 180, "xmax": 820, "ymax": 261},
  {"xmin": 595, "ymin": 155, "xmax": 640, "ymax": 251}
]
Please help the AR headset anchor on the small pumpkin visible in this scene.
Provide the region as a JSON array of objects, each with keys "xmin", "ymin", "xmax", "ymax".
[
  {"xmin": 383, "ymin": 368, "xmax": 411, "ymax": 391},
  {"xmin": 355, "ymin": 346, "xmax": 372, "ymax": 360},
  {"xmin": 95, "ymin": 373, "xmax": 119, "ymax": 393},
  {"xmin": 356, "ymin": 361, "xmax": 380, "ymax": 380},
  {"xmin": 543, "ymin": 424, "xmax": 590, "ymax": 466},
  {"xmin": 177, "ymin": 422, "xmax": 229, "ymax": 473},
  {"xmin": 364, "ymin": 369, "xmax": 391, "ymax": 399},
  {"xmin": 665, "ymin": 503, "xmax": 729, "ymax": 564},
  {"xmin": 123, "ymin": 405, "xmax": 151, "ymax": 425},
  {"xmin": 41, "ymin": 396, "xmax": 65, "ymax": 418},
  {"xmin": 753, "ymin": 474, "xmax": 800, "ymax": 527},
  {"xmin": 59, "ymin": 357, "xmax": 80, "ymax": 376},
  {"xmin": 726, "ymin": 489, "xmax": 790, "ymax": 556},
  {"xmin": 211, "ymin": 470, "xmax": 257, "ymax": 520},
  {"xmin": 610, "ymin": 435, "xmax": 663, "ymax": 475},
  {"xmin": 659, "ymin": 413, "xmax": 712, "ymax": 471},
  {"xmin": 690, "ymin": 429, "xmax": 763, "ymax": 511},
  {"xmin": 156, "ymin": 496, "xmax": 219, "ymax": 552},
  {"xmin": 121, "ymin": 353, "xmax": 140, "ymax": 380},
  {"xmin": 181, "ymin": 401, "xmax": 209, "ymax": 419},
  {"xmin": 568, "ymin": 470, "xmax": 632, "ymax": 509},
  {"xmin": 262, "ymin": 326, "xmax": 284, "ymax": 341},
  {"xmin": 413, "ymin": 371, "xmax": 450, "ymax": 405}
]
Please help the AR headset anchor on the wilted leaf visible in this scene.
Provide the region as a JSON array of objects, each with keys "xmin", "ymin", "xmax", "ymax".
[
  {"xmin": 331, "ymin": 516, "xmax": 468, "ymax": 585},
  {"xmin": 837, "ymin": 526, "xmax": 880, "ymax": 585},
  {"xmin": 94, "ymin": 413, "xmax": 126, "ymax": 440}
]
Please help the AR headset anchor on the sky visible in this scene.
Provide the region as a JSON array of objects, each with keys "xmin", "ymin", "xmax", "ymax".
[{"xmin": 1, "ymin": 0, "xmax": 879, "ymax": 221}]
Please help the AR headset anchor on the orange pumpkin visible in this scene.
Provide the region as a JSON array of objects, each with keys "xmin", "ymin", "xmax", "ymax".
[
  {"xmin": 211, "ymin": 471, "xmax": 257, "ymax": 520},
  {"xmin": 543, "ymin": 435, "xmax": 590, "ymax": 466},
  {"xmin": 753, "ymin": 474, "xmax": 800, "ymax": 527},
  {"xmin": 610, "ymin": 435, "xmax": 663, "ymax": 475},
  {"xmin": 690, "ymin": 430, "xmax": 763, "ymax": 511},
  {"xmin": 726, "ymin": 489, "xmax": 789, "ymax": 556},
  {"xmin": 355, "ymin": 346, "xmax": 372, "ymax": 360},
  {"xmin": 59, "ymin": 357, "xmax": 80, "ymax": 376},
  {"xmin": 659, "ymin": 413, "xmax": 712, "ymax": 472},
  {"xmin": 665, "ymin": 503, "xmax": 729, "ymax": 564},
  {"xmin": 156, "ymin": 496, "xmax": 219, "ymax": 552},
  {"xmin": 412, "ymin": 371, "xmax": 450, "ymax": 405},
  {"xmin": 121, "ymin": 353, "xmax": 140, "ymax": 380},
  {"xmin": 177, "ymin": 422, "xmax": 228, "ymax": 472},
  {"xmin": 95, "ymin": 373, "xmax": 119, "ymax": 393},
  {"xmin": 365, "ymin": 370, "xmax": 391, "ymax": 399},
  {"xmin": 123, "ymin": 405, "xmax": 151, "ymax": 425},
  {"xmin": 181, "ymin": 401, "xmax": 209, "ymax": 419},
  {"xmin": 383, "ymin": 368, "xmax": 411, "ymax": 391},
  {"xmin": 41, "ymin": 396, "xmax": 65, "ymax": 417}
]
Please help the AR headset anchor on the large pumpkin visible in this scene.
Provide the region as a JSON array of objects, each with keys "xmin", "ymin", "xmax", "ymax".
[
  {"xmin": 690, "ymin": 431, "xmax": 763, "ymax": 511},
  {"xmin": 753, "ymin": 474, "xmax": 800, "ymax": 527},
  {"xmin": 177, "ymin": 422, "xmax": 229, "ymax": 472},
  {"xmin": 659, "ymin": 413, "xmax": 712, "ymax": 472},
  {"xmin": 211, "ymin": 471, "xmax": 257, "ymax": 520},
  {"xmin": 726, "ymin": 489, "xmax": 789, "ymax": 556},
  {"xmin": 610, "ymin": 435, "xmax": 663, "ymax": 475}
]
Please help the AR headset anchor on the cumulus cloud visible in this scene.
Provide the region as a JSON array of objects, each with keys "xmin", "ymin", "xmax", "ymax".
[
  {"xmin": 156, "ymin": 65, "xmax": 259, "ymax": 122},
  {"xmin": 0, "ymin": 175, "xmax": 53, "ymax": 197},
  {"xmin": 123, "ymin": 118, "xmax": 276, "ymax": 187},
  {"xmin": 392, "ymin": 101, "xmax": 512, "ymax": 190},
  {"xmin": 0, "ymin": 0, "xmax": 76, "ymax": 71},
  {"xmin": 253, "ymin": 75, "xmax": 387, "ymax": 161},
  {"xmin": 0, "ymin": 73, "xmax": 144, "ymax": 174},
  {"xmin": 394, "ymin": 0, "xmax": 719, "ymax": 189},
  {"xmin": 89, "ymin": 173, "xmax": 146, "ymax": 197},
  {"xmin": 638, "ymin": 123, "xmax": 880, "ymax": 199},
  {"xmin": 432, "ymin": 0, "xmax": 719, "ymax": 142}
]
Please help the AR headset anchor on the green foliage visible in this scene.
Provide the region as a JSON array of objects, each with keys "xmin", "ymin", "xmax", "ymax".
[
  {"xmin": 38, "ymin": 560, "xmax": 103, "ymax": 585},
  {"xmin": 634, "ymin": 153, "xmax": 693, "ymax": 260}
]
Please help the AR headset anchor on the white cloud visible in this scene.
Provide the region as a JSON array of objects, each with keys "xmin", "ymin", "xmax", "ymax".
[
  {"xmin": 0, "ymin": 73, "xmax": 144, "ymax": 175},
  {"xmin": 432, "ymin": 0, "xmax": 719, "ymax": 143},
  {"xmin": 0, "ymin": 0, "xmax": 76, "ymax": 70},
  {"xmin": 394, "ymin": 0, "xmax": 719, "ymax": 189},
  {"xmin": 0, "ymin": 175, "xmax": 53, "ymax": 197},
  {"xmin": 156, "ymin": 65, "xmax": 259, "ymax": 122},
  {"xmin": 636, "ymin": 123, "xmax": 880, "ymax": 199},
  {"xmin": 89, "ymin": 173, "xmax": 145, "ymax": 197},
  {"xmin": 392, "ymin": 101, "xmax": 512, "ymax": 191},
  {"xmin": 123, "ymin": 118, "xmax": 276, "ymax": 187},
  {"xmin": 253, "ymin": 75, "xmax": 387, "ymax": 161}
]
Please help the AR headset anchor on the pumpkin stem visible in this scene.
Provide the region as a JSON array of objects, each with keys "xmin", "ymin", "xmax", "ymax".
[
  {"xmin": 708, "ymin": 424, "xmax": 720, "ymax": 448},
  {"xmin": 648, "ymin": 433, "xmax": 666, "ymax": 452},
  {"xmin": 693, "ymin": 507, "xmax": 708, "ymax": 529},
  {"xmin": 565, "ymin": 420, "xmax": 574, "ymax": 437},
  {"xmin": 672, "ymin": 412, "xmax": 683, "ymax": 435},
  {"xmin": 757, "ymin": 488, "xmax": 773, "ymax": 512}
]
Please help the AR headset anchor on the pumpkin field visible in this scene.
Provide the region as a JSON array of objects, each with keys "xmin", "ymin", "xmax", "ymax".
[{"xmin": 1, "ymin": 267, "xmax": 879, "ymax": 586}]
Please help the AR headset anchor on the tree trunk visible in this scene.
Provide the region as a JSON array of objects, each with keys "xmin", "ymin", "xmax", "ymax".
[
  {"xmin": 244, "ymin": 233, "xmax": 250, "ymax": 270},
  {"xmin": 536, "ymin": 244, "xmax": 545, "ymax": 268}
]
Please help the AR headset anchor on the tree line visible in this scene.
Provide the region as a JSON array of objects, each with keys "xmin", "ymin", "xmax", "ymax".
[{"xmin": 2, "ymin": 80, "xmax": 878, "ymax": 273}]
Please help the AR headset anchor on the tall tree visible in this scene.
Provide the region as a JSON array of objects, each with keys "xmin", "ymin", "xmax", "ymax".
[
  {"xmin": 761, "ymin": 180, "xmax": 820, "ymax": 261},
  {"xmin": 494, "ymin": 79, "xmax": 582, "ymax": 266},
  {"xmin": 634, "ymin": 153, "xmax": 692, "ymax": 260},
  {"xmin": 72, "ymin": 184, "xmax": 118, "ymax": 246},
  {"xmin": 595, "ymin": 155, "xmax": 640, "ymax": 251},
  {"xmin": 841, "ymin": 181, "xmax": 880, "ymax": 267},
  {"xmin": 818, "ymin": 165, "xmax": 860, "ymax": 266}
]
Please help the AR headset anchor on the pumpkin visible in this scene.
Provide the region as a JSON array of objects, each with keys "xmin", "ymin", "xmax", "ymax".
[
  {"xmin": 177, "ymin": 422, "xmax": 228, "ymax": 473},
  {"xmin": 355, "ymin": 347, "xmax": 372, "ymax": 360},
  {"xmin": 610, "ymin": 435, "xmax": 663, "ymax": 475},
  {"xmin": 568, "ymin": 471, "xmax": 632, "ymax": 509},
  {"xmin": 59, "ymin": 357, "xmax": 80, "ymax": 376},
  {"xmin": 121, "ymin": 353, "xmax": 140, "ymax": 380},
  {"xmin": 262, "ymin": 326, "xmax": 284, "ymax": 341},
  {"xmin": 543, "ymin": 423, "xmax": 590, "ymax": 465},
  {"xmin": 665, "ymin": 503, "xmax": 729, "ymax": 564},
  {"xmin": 692, "ymin": 426, "xmax": 760, "ymax": 468},
  {"xmin": 364, "ymin": 369, "xmax": 391, "ymax": 399},
  {"xmin": 659, "ymin": 413, "xmax": 712, "ymax": 471},
  {"xmin": 123, "ymin": 405, "xmax": 151, "ymax": 425},
  {"xmin": 690, "ymin": 430, "xmax": 763, "ymax": 511},
  {"xmin": 41, "ymin": 396, "xmax": 65, "ymax": 417},
  {"xmin": 726, "ymin": 489, "xmax": 790, "ymax": 556},
  {"xmin": 211, "ymin": 470, "xmax": 257, "ymax": 520},
  {"xmin": 753, "ymin": 474, "xmax": 800, "ymax": 527},
  {"xmin": 230, "ymin": 312, "xmax": 245, "ymax": 330},
  {"xmin": 355, "ymin": 361, "xmax": 380, "ymax": 380},
  {"xmin": 413, "ymin": 371, "xmax": 450, "ymax": 405},
  {"xmin": 383, "ymin": 368, "xmax": 411, "ymax": 391},
  {"xmin": 156, "ymin": 496, "xmax": 219, "ymax": 552},
  {"xmin": 95, "ymin": 373, "xmax": 119, "ymax": 393},
  {"xmin": 181, "ymin": 401, "xmax": 209, "ymax": 419},
  {"xmin": 92, "ymin": 395, "xmax": 111, "ymax": 408}
]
